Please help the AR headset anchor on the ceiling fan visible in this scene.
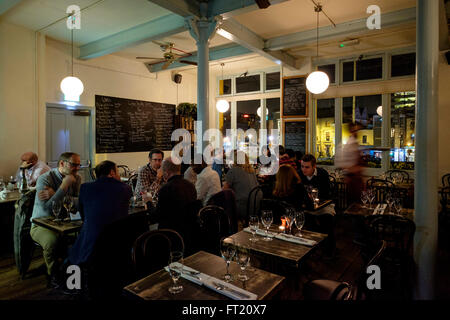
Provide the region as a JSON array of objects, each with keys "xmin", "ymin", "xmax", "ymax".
[{"xmin": 136, "ymin": 41, "xmax": 198, "ymax": 70}]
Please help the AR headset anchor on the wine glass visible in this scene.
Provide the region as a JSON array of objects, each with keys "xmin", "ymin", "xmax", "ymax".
[
  {"xmin": 394, "ymin": 198, "xmax": 403, "ymax": 216},
  {"xmin": 294, "ymin": 210, "xmax": 305, "ymax": 237},
  {"xmin": 63, "ymin": 195, "xmax": 73, "ymax": 217},
  {"xmin": 361, "ymin": 191, "xmax": 368, "ymax": 208},
  {"xmin": 385, "ymin": 193, "xmax": 394, "ymax": 214},
  {"xmin": 237, "ymin": 247, "xmax": 250, "ymax": 281},
  {"xmin": 0, "ymin": 176, "xmax": 5, "ymax": 192},
  {"xmin": 52, "ymin": 201, "xmax": 62, "ymax": 223},
  {"xmin": 367, "ymin": 188, "xmax": 375, "ymax": 209},
  {"xmin": 220, "ymin": 237, "xmax": 236, "ymax": 282},
  {"xmin": 285, "ymin": 207, "xmax": 295, "ymax": 234},
  {"xmin": 261, "ymin": 210, "xmax": 273, "ymax": 241},
  {"xmin": 248, "ymin": 215, "xmax": 259, "ymax": 242},
  {"xmin": 168, "ymin": 251, "xmax": 184, "ymax": 294}
]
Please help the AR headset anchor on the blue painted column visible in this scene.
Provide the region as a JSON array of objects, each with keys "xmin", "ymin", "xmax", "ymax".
[
  {"xmin": 186, "ymin": 13, "xmax": 217, "ymax": 152},
  {"xmin": 414, "ymin": 0, "xmax": 439, "ymax": 300}
]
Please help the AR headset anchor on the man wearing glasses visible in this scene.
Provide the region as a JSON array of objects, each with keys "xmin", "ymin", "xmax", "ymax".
[
  {"xmin": 134, "ymin": 148, "xmax": 165, "ymax": 201},
  {"xmin": 30, "ymin": 152, "xmax": 81, "ymax": 288}
]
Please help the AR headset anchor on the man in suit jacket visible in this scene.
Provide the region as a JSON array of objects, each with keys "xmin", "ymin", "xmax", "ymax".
[{"xmin": 68, "ymin": 160, "xmax": 132, "ymax": 265}]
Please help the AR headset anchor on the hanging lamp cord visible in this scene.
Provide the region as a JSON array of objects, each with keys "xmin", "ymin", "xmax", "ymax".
[
  {"xmin": 71, "ymin": 26, "xmax": 74, "ymax": 76},
  {"xmin": 315, "ymin": 5, "xmax": 321, "ymax": 58}
]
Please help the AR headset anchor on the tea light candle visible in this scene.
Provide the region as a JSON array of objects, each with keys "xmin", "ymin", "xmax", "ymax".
[{"xmin": 279, "ymin": 218, "xmax": 286, "ymax": 231}]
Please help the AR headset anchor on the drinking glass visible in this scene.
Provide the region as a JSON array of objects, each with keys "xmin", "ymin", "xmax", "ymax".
[
  {"xmin": 0, "ymin": 176, "xmax": 5, "ymax": 191},
  {"xmin": 248, "ymin": 215, "xmax": 259, "ymax": 242},
  {"xmin": 368, "ymin": 189, "xmax": 375, "ymax": 209},
  {"xmin": 386, "ymin": 193, "xmax": 394, "ymax": 214},
  {"xmin": 361, "ymin": 191, "xmax": 368, "ymax": 208},
  {"xmin": 394, "ymin": 198, "xmax": 403, "ymax": 216},
  {"xmin": 220, "ymin": 237, "xmax": 236, "ymax": 282},
  {"xmin": 295, "ymin": 211, "xmax": 305, "ymax": 237},
  {"xmin": 63, "ymin": 195, "xmax": 73, "ymax": 216},
  {"xmin": 168, "ymin": 251, "xmax": 184, "ymax": 294},
  {"xmin": 261, "ymin": 210, "xmax": 273, "ymax": 241},
  {"xmin": 237, "ymin": 248, "xmax": 250, "ymax": 281},
  {"xmin": 285, "ymin": 208, "xmax": 295, "ymax": 234},
  {"xmin": 52, "ymin": 201, "xmax": 62, "ymax": 223}
]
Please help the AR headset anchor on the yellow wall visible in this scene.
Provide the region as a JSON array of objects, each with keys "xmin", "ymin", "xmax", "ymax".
[{"xmin": 315, "ymin": 117, "xmax": 335, "ymax": 158}]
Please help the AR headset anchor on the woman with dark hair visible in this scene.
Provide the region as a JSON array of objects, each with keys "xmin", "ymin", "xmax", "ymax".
[{"xmin": 272, "ymin": 164, "xmax": 307, "ymax": 209}]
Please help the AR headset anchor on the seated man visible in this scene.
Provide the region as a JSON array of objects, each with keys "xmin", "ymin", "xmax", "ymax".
[
  {"xmin": 299, "ymin": 154, "xmax": 332, "ymax": 204},
  {"xmin": 68, "ymin": 160, "xmax": 132, "ymax": 266},
  {"xmin": 193, "ymin": 158, "xmax": 221, "ymax": 206},
  {"xmin": 30, "ymin": 152, "xmax": 81, "ymax": 287},
  {"xmin": 156, "ymin": 157, "xmax": 198, "ymax": 254},
  {"xmin": 134, "ymin": 148, "xmax": 165, "ymax": 201},
  {"xmin": 15, "ymin": 152, "xmax": 50, "ymax": 187}
]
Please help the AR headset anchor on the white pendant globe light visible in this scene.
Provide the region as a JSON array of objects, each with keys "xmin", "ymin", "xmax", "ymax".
[
  {"xmin": 216, "ymin": 63, "xmax": 230, "ymax": 113},
  {"xmin": 306, "ymin": 71, "xmax": 329, "ymax": 94},
  {"xmin": 216, "ymin": 99, "xmax": 230, "ymax": 113},
  {"xmin": 60, "ymin": 20, "xmax": 84, "ymax": 102},
  {"xmin": 306, "ymin": 4, "xmax": 329, "ymax": 95},
  {"xmin": 257, "ymin": 107, "xmax": 262, "ymax": 118},
  {"xmin": 377, "ymin": 106, "xmax": 383, "ymax": 117}
]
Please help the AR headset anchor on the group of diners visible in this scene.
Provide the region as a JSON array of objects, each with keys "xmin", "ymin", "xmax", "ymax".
[{"xmin": 26, "ymin": 145, "xmax": 335, "ymax": 290}]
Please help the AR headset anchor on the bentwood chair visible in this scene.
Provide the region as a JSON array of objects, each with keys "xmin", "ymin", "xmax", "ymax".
[
  {"xmin": 131, "ymin": 229, "xmax": 185, "ymax": 280},
  {"xmin": 207, "ymin": 190, "xmax": 238, "ymax": 234},
  {"xmin": 439, "ymin": 186, "xmax": 450, "ymax": 249},
  {"xmin": 385, "ymin": 170, "xmax": 410, "ymax": 184},
  {"xmin": 304, "ymin": 240, "xmax": 386, "ymax": 300},
  {"xmin": 442, "ymin": 173, "xmax": 450, "ymax": 188},
  {"xmin": 197, "ymin": 205, "xmax": 231, "ymax": 256},
  {"xmin": 246, "ymin": 185, "xmax": 264, "ymax": 225},
  {"xmin": 366, "ymin": 178, "xmax": 394, "ymax": 204},
  {"xmin": 126, "ymin": 173, "xmax": 138, "ymax": 194},
  {"xmin": 364, "ymin": 214, "xmax": 416, "ymax": 298},
  {"xmin": 117, "ymin": 165, "xmax": 131, "ymax": 178}
]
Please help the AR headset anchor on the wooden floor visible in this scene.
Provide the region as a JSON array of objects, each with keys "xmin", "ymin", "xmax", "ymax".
[{"xmin": 0, "ymin": 214, "xmax": 448, "ymax": 300}]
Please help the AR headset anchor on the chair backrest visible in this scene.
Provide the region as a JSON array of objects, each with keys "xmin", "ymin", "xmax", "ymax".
[
  {"xmin": 385, "ymin": 170, "xmax": 410, "ymax": 184},
  {"xmin": 440, "ymin": 186, "xmax": 450, "ymax": 219},
  {"xmin": 246, "ymin": 185, "xmax": 264, "ymax": 223},
  {"xmin": 86, "ymin": 212, "xmax": 149, "ymax": 298},
  {"xmin": 365, "ymin": 214, "xmax": 415, "ymax": 256},
  {"xmin": 207, "ymin": 189, "xmax": 238, "ymax": 234},
  {"xmin": 117, "ymin": 165, "xmax": 130, "ymax": 178},
  {"xmin": 366, "ymin": 178, "xmax": 394, "ymax": 204},
  {"xmin": 197, "ymin": 205, "xmax": 231, "ymax": 255},
  {"xmin": 131, "ymin": 228, "xmax": 185, "ymax": 279},
  {"xmin": 442, "ymin": 173, "xmax": 450, "ymax": 187},
  {"xmin": 127, "ymin": 173, "xmax": 138, "ymax": 194},
  {"xmin": 89, "ymin": 167, "xmax": 96, "ymax": 181}
]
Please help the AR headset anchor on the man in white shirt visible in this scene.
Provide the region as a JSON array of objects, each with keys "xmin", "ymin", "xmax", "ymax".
[
  {"xmin": 193, "ymin": 160, "xmax": 221, "ymax": 205},
  {"xmin": 16, "ymin": 152, "xmax": 50, "ymax": 187}
]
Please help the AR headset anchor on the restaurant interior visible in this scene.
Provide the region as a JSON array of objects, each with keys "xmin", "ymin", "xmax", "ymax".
[{"xmin": 1, "ymin": 0, "xmax": 450, "ymax": 304}]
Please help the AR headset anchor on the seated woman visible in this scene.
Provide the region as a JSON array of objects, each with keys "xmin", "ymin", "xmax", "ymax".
[{"xmin": 272, "ymin": 164, "xmax": 307, "ymax": 209}]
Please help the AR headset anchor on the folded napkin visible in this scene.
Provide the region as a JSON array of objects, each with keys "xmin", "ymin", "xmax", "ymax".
[
  {"xmin": 373, "ymin": 204, "xmax": 387, "ymax": 215},
  {"xmin": 164, "ymin": 262, "xmax": 257, "ymax": 300},
  {"xmin": 70, "ymin": 211, "xmax": 82, "ymax": 221},
  {"xmin": 243, "ymin": 227, "xmax": 276, "ymax": 238},
  {"xmin": 274, "ymin": 233, "xmax": 317, "ymax": 247}
]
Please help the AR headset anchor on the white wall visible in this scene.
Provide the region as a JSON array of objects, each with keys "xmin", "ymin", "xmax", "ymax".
[{"xmin": 0, "ymin": 20, "xmax": 37, "ymax": 179}]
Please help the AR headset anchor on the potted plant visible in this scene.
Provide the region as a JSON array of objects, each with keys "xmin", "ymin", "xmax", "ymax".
[{"xmin": 177, "ymin": 103, "xmax": 197, "ymax": 130}]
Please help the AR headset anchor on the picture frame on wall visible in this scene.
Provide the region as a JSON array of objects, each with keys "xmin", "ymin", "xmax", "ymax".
[
  {"xmin": 282, "ymin": 119, "xmax": 308, "ymax": 155},
  {"xmin": 281, "ymin": 75, "xmax": 309, "ymax": 118}
]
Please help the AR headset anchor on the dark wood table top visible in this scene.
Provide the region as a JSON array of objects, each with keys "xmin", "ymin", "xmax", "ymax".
[
  {"xmin": 123, "ymin": 250, "xmax": 285, "ymax": 300},
  {"xmin": 226, "ymin": 226, "xmax": 327, "ymax": 269},
  {"xmin": 344, "ymin": 202, "xmax": 414, "ymax": 220},
  {"xmin": 32, "ymin": 217, "xmax": 83, "ymax": 235}
]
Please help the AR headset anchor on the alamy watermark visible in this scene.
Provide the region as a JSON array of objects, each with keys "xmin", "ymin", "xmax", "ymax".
[{"xmin": 367, "ymin": 5, "xmax": 381, "ymax": 30}]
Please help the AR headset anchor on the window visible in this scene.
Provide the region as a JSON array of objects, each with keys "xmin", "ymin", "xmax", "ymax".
[
  {"xmin": 390, "ymin": 92, "xmax": 415, "ymax": 170},
  {"xmin": 391, "ymin": 53, "xmax": 415, "ymax": 77},
  {"xmin": 267, "ymin": 98, "xmax": 280, "ymax": 132},
  {"xmin": 318, "ymin": 64, "xmax": 336, "ymax": 84},
  {"xmin": 266, "ymin": 72, "xmax": 280, "ymax": 90},
  {"xmin": 219, "ymin": 105, "xmax": 231, "ymax": 137},
  {"xmin": 316, "ymin": 98, "xmax": 335, "ymax": 165},
  {"xmin": 342, "ymin": 57, "xmax": 383, "ymax": 82},
  {"xmin": 342, "ymin": 94, "xmax": 382, "ymax": 168},
  {"xmin": 219, "ymin": 79, "xmax": 232, "ymax": 95},
  {"xmin": 236, "ymin": 74, "xmax": 260, "ymax": 93}
]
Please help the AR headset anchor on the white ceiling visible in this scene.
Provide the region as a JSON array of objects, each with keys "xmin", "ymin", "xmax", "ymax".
[{"xmin": 1, "ymin": 0, "xmax": 419, "ymax": 67}]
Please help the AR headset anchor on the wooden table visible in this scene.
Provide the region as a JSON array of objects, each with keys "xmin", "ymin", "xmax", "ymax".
[
  {"xmin": 344, "ymin": 202, "xmax": 414, "ymax": 221},
  {"xmin": 32, "ymin": 217, "xmax": 83, "ymax": 235},
  {"xmin": 123, "ymin": 250, "xmax": 285, "ymax": 300},
  {"xmin": 226, "ymin": 226, "xmax": 327, "ymax": 270}
]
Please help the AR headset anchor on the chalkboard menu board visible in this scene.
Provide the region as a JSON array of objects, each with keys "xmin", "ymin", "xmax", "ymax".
[
  {"xmin": 282, "ymin": 76, "xmax": 308, "ymax": 117},
  {"xmin": 95, "ymin": 95, "xmax": 175, "ymax": 153},
  {"xmin": 283, "ymin": 120, "xmax": 307, "ymax": 154}
]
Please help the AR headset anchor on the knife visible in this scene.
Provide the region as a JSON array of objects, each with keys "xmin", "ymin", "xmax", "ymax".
[{"xmin": 211, "ymin": 281, "xmax": 250, "ymax": 299}]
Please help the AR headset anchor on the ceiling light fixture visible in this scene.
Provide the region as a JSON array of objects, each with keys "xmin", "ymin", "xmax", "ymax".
[
  {"xmin": 216, "ymin": 63, "xmax": 230, "ymax": 113},
  {"xmin": 306, "ymin": 4, "xmax": 329, "ymax": 95},
  {"xmin": 60, "ymin": 15, "xmax": 84, "ymax": 102}
]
